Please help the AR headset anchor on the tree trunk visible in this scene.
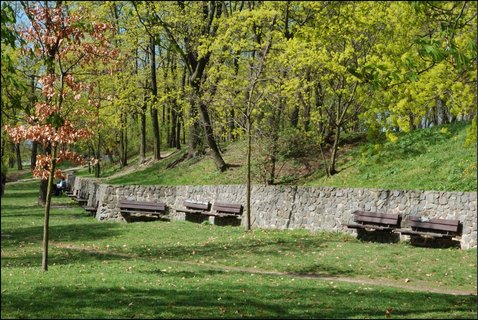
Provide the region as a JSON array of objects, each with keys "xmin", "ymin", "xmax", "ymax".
[
  {"xmin": 119, "ymin": 112, "xmax": 128, "ymax": 167},
  {"xmin": 198, "ymin": 100, "xmax": 227, "ymax": 172},
  {"xmin": 94, "ymin": 135, "xmax": 101, "ymax": 178},
  {"xmin": 291, "ymin": 104, "xmax": 299, "ymax": 128},
  {"xmin": 119, "ymin": 130, "xmax": 125, "ymax": 168},
  {"xmin": 139, "ymin": 101, "xmax": 147, "ymax": 164},
  {"xmin": 437, "ymin": 98, "xmax": 449, "ymax": 124},
  {"xmin": 105, "ymin": 148, "xmax": 114, "ymax": 164},
  {"xmin": 246, "ymin": 115, "xmax": 252, "ymax": 231},
  {"xmin": 329, "ymin": 126, "xmax": 341, "ymax": 176},
  {"xmin": 30, "ymin": 75, "xmax": 37, "ymax": 170},
  {"xmin": 42, "ymin": 144, "xmax": 57, "ymax": 271},
  {"xmin": 170, "ymin": 105, "xmax": 178, "ymax": 148},
  {"xmin": 267, "ymin": 152, "xmax": 277, "ymax": 185},
  {"xmin": 151, "ymin": 107, "xmax": 161, "ymax": 159},
  {"xmin": 38, "ymin": 143, "xmax": 50, "ymax": 206},
  {"xmin": 408, "ymin": 113, "xmax": 416, "ymax": 131},
  {"xmin": 87, "ymin": 146, "xmax": 92, "ymax": 174},
  {"xmin": 187, "ymin": 102, "xmax": 202, "ymax": 158},
  {"xmin": 123, "ymin": 123, "xmax": 128, "ymax": 167},
  {"xmin": 8, "ymin": 142, "xmax": 15, "ymax": 168},
  {"xmin": 176, "ymin": 115, "xmax": 182, "ymax": 150},
  {"xmin": 31, "ymin": 141, "xmax": 38, "ymax": 170},
  {"xmin": 165, "ymin": 104, "xmax": 171, "ymax": 147},
  {"xmin": 228, "ymin": 108, "xmax": 236, "ymax": 142},
  {"xmin": 150, "ymin": 35, "xmax": 161, "ymax": 160}
]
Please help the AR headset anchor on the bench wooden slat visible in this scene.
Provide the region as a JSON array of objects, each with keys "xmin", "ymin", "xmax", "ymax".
[
  {"xmin": 351, "ymin": 211, "xmax": 400, "ymax": 226},
  {"xmin": 408, "ymin": 221, "xmax": 459, "ymax": 233},
  {"xmin": 176, "ymin": 208, "xmax": 205, "ymax": 214},
  {"xmin": 175, "ymin": 200, "xmax": 211, "ymax": 215},
  {"xmin": 212, "ymin": 202, "xmax": 243, "ymax": 215},
  {"xmin": 119, "ymin": 203, "xmax": 166, "ymax": 210},
  {"xmin": 396, "ymin": 228, "xmax": 452, "ymax": 238},
  {"xmin": 119, "ymin": 201, "xmax": 165, "ymax": 208},
  {"xmin": 120, "ymin": 205, "xmax": 166, "ymax": 212},
  {"xmin": 120, "ymin": 208, "xmax": 165, "ymax": 214},
  {"xmin": 211, "ymin": 213, "xmax": 241, "ymax": 218},
  {"xmin": 353, "ymin": 210, "xmax": 399, "ymax": 220},
  {"xmin": 408, "ymin": 216, "xmax": 459, "ymax": 224},
  {"xmin": 397, "ymin": 216, "xmax": 462, "ymax": 239},
  {"xmin": 183, "ymin": 200, "xmax": 210, "ymax": 211},
  {"xmin": 76, "ymin": 198, "xmax": 88, "ymax": 205},
  {"xmin": 346, "ymin": 210, "xmax": 400, "ymax": 233},
  {"xmin": 118, "ymin": 200, "xmax": 166, "ymax": 215},
  {"xmin": 354, "ymin": 216, "xmax": 399, "ymax": 225},
  {"xmin": 346, "ymin": 223, "xmax": 395, "ymax": 231},
  {"xmin": 119, "ymin": 200, "xmax": 165, "ymax": 207},
  {"xmin": 407, "ymin": 216, "xmax": 459, "ymax": 233},
  {"xmin": 119, "ymin": 206, "xmax": 165, "ymax": 211}
]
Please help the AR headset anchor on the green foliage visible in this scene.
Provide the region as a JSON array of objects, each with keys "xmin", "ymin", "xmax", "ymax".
[
  {"xmin": 2, "ymin": 1, "xmax": 477, "ymax": 192},
  {"xmin": 277, "ymin": 127, "xmax": 315, "ymax": 160},
  {"xmin": 464, "ymin": 118, "xmax": 477, "ymax": 148},
  {"xmin": 1, "ymin": 2, "xmax": 16, "ymax": 47}
]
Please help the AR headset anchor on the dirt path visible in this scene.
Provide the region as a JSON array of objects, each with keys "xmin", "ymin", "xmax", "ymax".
[
  {"xmin": 50, "ymin": 242, "xmax": 477, "ymax": 296},
  {"xmin": 7, "ymin": 151, "xmax": 176, "ymax": 184}
]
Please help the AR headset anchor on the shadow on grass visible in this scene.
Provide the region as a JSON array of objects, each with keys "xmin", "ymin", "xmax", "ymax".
[
  {"xmin": 1, "ymin": 278, "xmax": 476, "ymax": 319},
  {"xmin": 133, "ymin": 237, "xmax": 355, "ymax": 277},
  {"xmin": 2, "ymin": 190, "xmax": 40, "ymax": 199},
  {"xmin": 1, "ymin": 222, "xmax": 124, "ymax": 250},
  {"xmin": 2, "ymin": 226, "xmax": 356, "ymax": 277},
  {"xmin": 1, "ymin": 206, "xmax": 45, "ymax": 215}
]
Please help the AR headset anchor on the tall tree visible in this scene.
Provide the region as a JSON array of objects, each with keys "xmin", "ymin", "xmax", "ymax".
[
  {"xmin": 6, "ymin": 1, "xmax": 116, "ymax": 271},
  {"xmin": 138, "ymin": 1, "xmax": 228, "ymax": 171}
]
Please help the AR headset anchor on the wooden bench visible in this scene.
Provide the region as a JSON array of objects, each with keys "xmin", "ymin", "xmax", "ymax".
[
  {"xmin": 68, "ymin": 189, "xmax": 88, "ymax": 206},
  {"xmin": 67, "ymin": 189, "xmax": 77, "ymax": 199},
  {"xmin": 396, "ymin": 216, "xmax": 461, "ymax": 239},
  {"xmin": 76, "ymin": 197, "xmax": 88, "ymax": 206},
  {"xmin": 209, "ymin": 202, "xmax": 243, "ymax": 218},
  {"xmin": 345, "ymin": 210, "xmax": 401, "ymax": 231},
  {"xmin": 118, "ymin": 199, "xmax": 167, "ymax": 217},
  {"xmin": 84, "ymin": 201, "xmax": 99, "ymax": 216},
  {"xmin": 175, "ymin": 200, "xmax": 211, "ymax": 215}
]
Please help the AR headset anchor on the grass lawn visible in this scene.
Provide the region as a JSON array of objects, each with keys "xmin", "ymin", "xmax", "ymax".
[{"xmin": 1, "ymin": 180, "xmax": 477, "ymax": 319}]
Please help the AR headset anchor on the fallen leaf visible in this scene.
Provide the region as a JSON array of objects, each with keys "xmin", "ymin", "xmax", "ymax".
[{"xmin": 385, "ymin": 307, "xmax": 394, "ymax": 318}]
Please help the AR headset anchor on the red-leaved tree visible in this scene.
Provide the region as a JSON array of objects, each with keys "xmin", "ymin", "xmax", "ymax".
[{"xmin": 5, "ymin": 1, "xmax": 117, "ymax": 271}]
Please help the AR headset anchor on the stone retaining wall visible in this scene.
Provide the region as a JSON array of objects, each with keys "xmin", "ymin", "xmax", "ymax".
[{"xmin": 68, "ymin": 175, "xmax": 477, "ymax": 249}]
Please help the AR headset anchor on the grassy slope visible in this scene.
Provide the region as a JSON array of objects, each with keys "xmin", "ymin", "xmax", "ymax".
[
  {"xmin": 105, "ymin": 142, "xmax": 251, "ymax": 186},
  {"xmin": 92, "ymin": 122, "xmax": 476, "ymax": 192},
  {"xmin": 305, "ymin": 121, "xmax": 477, "ymax": 191}
]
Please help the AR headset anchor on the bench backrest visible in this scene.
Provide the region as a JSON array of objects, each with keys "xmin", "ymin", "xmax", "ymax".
[
  {"xmin": 352, "ymin": 210, "xmax": 400, "ymax": 227},
  {"xmin": 212, "ymin": 202, "xmax": 243, "ymax": 215},
  {"xmin": 183, "ymin": 200, "xmax": 210, "ymax": 211},
  {"xmin": 118, "ymin": 200, "xmax": 166, "ymax": 211},
  {"xmin": 408, "ymin": 216, "xmax": 460, "ymax": 235},
  {"xmin": 79, "ymin": 190, "xmax": 88, "ymax": 199}
]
